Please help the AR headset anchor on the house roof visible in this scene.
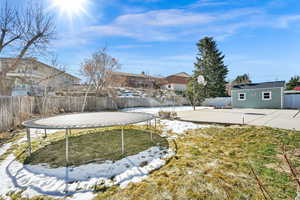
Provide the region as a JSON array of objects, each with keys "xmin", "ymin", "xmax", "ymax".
[
  {"xmin": 170, "ymin": 72, "xmax": 191, "ymax": 78},
  {"xmin": 160, "ymin": 72, "xmax": 191, "ymax": 85},
  {"xmin": 0, "ymin": 57, "xmax": 80, "ymax": 81},
  {"xmin": 294, "ymin": 86, "xmax": 300, "ymax": 91},
  {"xmin": 112, "ymin": 71, "xmax": 158, "ymax": 79},
  {"xmin": 232, "ymin": 81, "xmax": 285, "ymax": 90}
]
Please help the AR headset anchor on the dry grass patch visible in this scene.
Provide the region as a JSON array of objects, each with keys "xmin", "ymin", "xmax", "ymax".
[{"xmin": 95, "ymin": 126, "xmax": 300, "ymax": 200}]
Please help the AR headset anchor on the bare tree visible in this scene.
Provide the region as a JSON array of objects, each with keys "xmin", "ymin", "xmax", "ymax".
[
  {"xmin": 80, "ymin": 48, "xmax": 121, "ymax": 111},
  {"xmin": 0, "ymin": 1, "xmax": 22, "ymax": 53},
  {"xmin": 0, "ymin": 0, "xmax": 56, "ymax": 95}
]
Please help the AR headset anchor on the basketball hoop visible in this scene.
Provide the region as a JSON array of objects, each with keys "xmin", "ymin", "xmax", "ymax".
[{"xmin": 197, "ymin": 75, "xmax": 207, "ymax": 86}]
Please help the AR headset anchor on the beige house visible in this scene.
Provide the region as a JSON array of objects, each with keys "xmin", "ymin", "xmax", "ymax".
[
  {"xmin": 0, "ymin": 58, "xmax": 80, "ymax": 96},
  {"xmin": 111, "ymin": 71, "xmax": 159, "ymax": 89},
  {"xmin": 161, "ymin": 72, "xmax": 191, "ymax": 92}
]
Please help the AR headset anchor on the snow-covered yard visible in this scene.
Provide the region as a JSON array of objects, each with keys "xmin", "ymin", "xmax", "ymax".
[{"xmin": 0, "ymin": 106, "xmax": 210, "ymax": 200}]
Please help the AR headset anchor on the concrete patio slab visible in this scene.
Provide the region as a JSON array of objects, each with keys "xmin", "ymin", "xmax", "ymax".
[{"xmin": 177, "ymin": 108, "xmax": 300, "ymax": 131}]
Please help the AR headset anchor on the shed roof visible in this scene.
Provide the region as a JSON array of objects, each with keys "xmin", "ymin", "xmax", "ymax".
[{"xmin": 232, "ymin": 81, "xmax": 285, "ymax": 90}]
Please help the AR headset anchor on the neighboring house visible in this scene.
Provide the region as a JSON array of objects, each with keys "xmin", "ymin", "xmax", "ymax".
[
  {"xmin": 293, "ymin": 86, "xmax": 300, "ymax": 91},
  {"xmin": 111, "ymin": 71, "xmax": 158, "ymax": 89},
  {"xmin": 161, "ymin": 72, "xmax": 191, "ymax": 92},
  {"xmin": 231, "ymin": 81, "xmax": 285, "ymax": 109},
  {"xmin": 111, "ymin": 71, "xmax": 191, "ymax": 92},
  {"xmin": 0, "ymin": 58, "xmax": 80, "ymax": 96}
]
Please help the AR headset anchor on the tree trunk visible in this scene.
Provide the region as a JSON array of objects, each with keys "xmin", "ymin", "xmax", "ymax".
[{"xmin": 81, "ymin": 81, "xmax": 92, "ymax": 112}]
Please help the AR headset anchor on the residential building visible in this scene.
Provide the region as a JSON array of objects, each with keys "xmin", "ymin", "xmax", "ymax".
[
  {"xmin": 111, "ymin": 71, "xmax": 158, "ymax": 89},
  {"xmin": 161, "ymin": 72, "xmax": 191, "ymax": 92},
  {"xmin": 0, "ymin": 58, "xmax": 80, "ymax": 96},
  {"xmin": 231, "ymin": 81, "xmax": 285, "ymax": 109},
  {"xmin": 293, "ymin": 86, "xmax": 300, "ymax": 91}
]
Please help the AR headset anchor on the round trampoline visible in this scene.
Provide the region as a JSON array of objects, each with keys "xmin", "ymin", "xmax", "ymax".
[
  {"xmin": 22, "ymin": 112, "xmax": 156, "ymax": 164},
  {"xmin": 23, "ymin": 112, "xmax": 155, "ymax": 129}
]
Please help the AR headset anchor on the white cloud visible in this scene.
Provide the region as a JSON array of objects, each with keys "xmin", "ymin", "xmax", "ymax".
[
  {"xmin": 113, "ymin": 44, "xmax": 153, "ymax": 49},
  {"xmin": 276, "ymin": 15, "xmax": 300, "ymax": 28},
  {"xmin": 114, "ymin": 9, "xmax": 215, "ymax": 27},
  {"xmin": 189, "ymin": 0, "xmax": 229, "ymax": 8},
  {"xmin": 84, "ymin": 8, "xmax": 263, "ymax": 41},
  {"xmin": 77, "ymin": 2, "xmax": 300, "ymax": 43}
]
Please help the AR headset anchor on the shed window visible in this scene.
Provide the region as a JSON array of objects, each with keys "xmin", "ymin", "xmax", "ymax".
[
  {"xmin": 238, "ymin": 93, "xmax": 246, "ymax": 101},
  {"xmin": 262, "ymin": 91, "xmax": 272, "ymax": 100}
]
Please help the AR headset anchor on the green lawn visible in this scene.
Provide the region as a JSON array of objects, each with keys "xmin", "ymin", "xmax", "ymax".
[{"xmin": 23, "ymin": 128, "xmax": 169, "ymax": 168}]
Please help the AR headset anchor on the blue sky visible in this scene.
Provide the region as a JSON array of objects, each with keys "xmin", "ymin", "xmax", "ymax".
[{"xmin": 5, "ymin": 0, "xmax": 300, "ymax": 82}]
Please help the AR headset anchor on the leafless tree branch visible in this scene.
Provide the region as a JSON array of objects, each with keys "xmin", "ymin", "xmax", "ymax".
[{"xmin": 0, "ymin": 0, "xmax": 56, "ymax": 95}]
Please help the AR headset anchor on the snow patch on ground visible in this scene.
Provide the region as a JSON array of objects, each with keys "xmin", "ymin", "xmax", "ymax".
[
  {"xmin": 160, "ymin": 120, "xmax": 209, "ymax": 134},
  {"xmin": 0, "ymin": 145, "xmax": 172, "ymax": 200},
  {"xmin": 0, "ymin": 142, "xmax": 12, "ymax": 157},
  {"xmin": 123, "ymin": 106, "xmax": 212, "ymax": 115},
  {"xmin": 123, "ymin": 106, "xmax": 211, "ymax": 135},
  {"xmin": 24, "ymin": 146, "xmax": 169, "ymax": 181},
  {"xmin": 67, "ymin": 192, "xmax": 95, "ymax": 200}
]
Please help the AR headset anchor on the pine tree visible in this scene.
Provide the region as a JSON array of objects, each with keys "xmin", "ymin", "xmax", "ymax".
[
  {"xmin": 233, "ymin": 74, "xmax": 251, "ymax": 85},
  {"xmin": 193, "ymin": 37, "xmax": 229, "ymax": 97},
  {"xmin": 286, "ymin": 76, "xmax": 300, "ymax": 90}
]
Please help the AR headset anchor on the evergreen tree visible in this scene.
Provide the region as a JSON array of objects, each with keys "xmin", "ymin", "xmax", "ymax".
[
  {"xmin": 233, "ymin": 74, "xmax": 251, "ymax": 85},
  {"xmin": 286, "ymin": 76, "xmax": 300, "ymax": 90},
  {"xmin": 193, "ymin": 37, "xmax": 229, "ymax": 97}
]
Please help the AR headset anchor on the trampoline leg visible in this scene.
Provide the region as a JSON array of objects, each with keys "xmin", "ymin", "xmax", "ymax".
[
  {"xmin": 26, "ymin": 128, "xmax": 31, "ymax": 156},
  {"xmin": 44, "ymin": 129, "xmax": 47, "ymax": 138},
  {"xmin": 65, "ymin": 129, "xmax": 69, "ymax": 165},
  {"xmin": 154, "ymin": 118, "xmax": 157, "ymax": 129},
  {"xmin": 121, "ymin": 127, "xmax": 124, "ymax": 154},
  {"xmin": 150, "ymin": 131, "xmax": 153, "ymax": 141}
]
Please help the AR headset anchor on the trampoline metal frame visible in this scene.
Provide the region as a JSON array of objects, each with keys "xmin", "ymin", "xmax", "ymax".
[{"xmin": 23, "ymin": 112, "xmax": 157, "ymax": 166}]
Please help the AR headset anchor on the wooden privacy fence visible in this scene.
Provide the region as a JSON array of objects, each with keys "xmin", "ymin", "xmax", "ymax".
[
  {"xmin": 0, "ymin": 96, "xmax": 35, "ymax": 131},
  {"xmin": 0, "ymin": 96, "xmax": 187, "ymax": 132}
]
